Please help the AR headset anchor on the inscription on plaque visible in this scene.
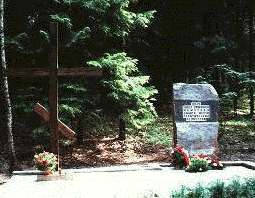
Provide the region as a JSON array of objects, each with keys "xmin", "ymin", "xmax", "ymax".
[{"xmin": 182, "ymin": 102, "xmax": 210, "ymax": 122}]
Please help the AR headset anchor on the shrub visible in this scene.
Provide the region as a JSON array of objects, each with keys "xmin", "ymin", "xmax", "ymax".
[
  {"xmin": 171, "ymin": 178, "xmax": 255, "ymax": 198},
  {"xmin": 209, "ymin": 181, "xmax": 225, "ymax": 198},
  {"xmin": 145, "ymin": 127, "xmax": 171, "ymax": 147},
  {"xmin": 186, "ymin": 157, "xmax": 209, "ymax": 172}
]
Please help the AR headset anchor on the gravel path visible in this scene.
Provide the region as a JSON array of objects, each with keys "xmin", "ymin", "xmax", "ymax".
[{"xmin": 0, "ymin": 164, "xmax": 254, "ymax": 198}]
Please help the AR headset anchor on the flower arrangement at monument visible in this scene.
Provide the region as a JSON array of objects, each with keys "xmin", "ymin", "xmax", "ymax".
[
  {"xmin": 172, "ymin": 145, "xmax": 190, "ymax": 169},
  {"xmin": 172, "ymin": 146, "xmax": 224, "ymax": 172},
  {"xmin": 34, "ymin": 151, "xmax": 57, "ymax": 175},
  {"xmin": 192, "ymin": 154, "xmax": 224, "ymax": 170},
  {"xmin": 186, "ymin": 156, "xmax": 209, "ymax": 172}
]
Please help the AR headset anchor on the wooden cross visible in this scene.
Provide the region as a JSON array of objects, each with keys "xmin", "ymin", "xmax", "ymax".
[{"xmin": 8, "ymin": 23, "xmax": 103, "ymax": 158}]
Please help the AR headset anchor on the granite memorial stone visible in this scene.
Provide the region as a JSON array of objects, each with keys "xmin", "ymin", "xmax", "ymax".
[{"xmin": 173, "ymin": 83, "xmax": 219, "ymax": 155}]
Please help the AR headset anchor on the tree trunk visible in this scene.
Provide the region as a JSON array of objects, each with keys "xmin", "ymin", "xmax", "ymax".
[
  {"xmin": 0, "ymin": 0, "xmax": 17, "ymax": 171},
  {"xmin": 233, "ymin": 95, "xmax": 238, "ymax": 116},
  {"xmin": 118, "ymin": 116, "xmax": 126, "ymax": 141},
  {"xmin": 249, "ymin": 5, "xmax": 254, "ymax": 117},
  {"xmin": 249, "ymin": 86, "xmax": 254, "ymax": 116}
]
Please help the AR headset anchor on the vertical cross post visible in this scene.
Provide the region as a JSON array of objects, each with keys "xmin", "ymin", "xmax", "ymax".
[
  {"xmin": 172, "ymin": 91, "xmax": 177, "ymax": 147},
  {"xmin": 48, "ymin": 22, "xmax": 59, "ymax": 164}
]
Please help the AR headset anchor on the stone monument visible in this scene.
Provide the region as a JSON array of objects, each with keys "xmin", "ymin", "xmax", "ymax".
[{"xmin": 173, "ymin": 83, "xmax": 219, "ymax": 155}]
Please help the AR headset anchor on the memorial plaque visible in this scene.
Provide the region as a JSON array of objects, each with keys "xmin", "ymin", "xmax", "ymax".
[{"xmin": 173, "ymin": 83, "xmax": 219, "ymax": 155}]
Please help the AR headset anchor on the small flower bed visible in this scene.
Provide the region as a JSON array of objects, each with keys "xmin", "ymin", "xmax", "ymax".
[
  {"xmin": 172, "ymin": 145, "xmax": 224, "ymax": 172},
  {"xmin": 34, "ymin": 151, "xmax": 57, "ymax": 173}
]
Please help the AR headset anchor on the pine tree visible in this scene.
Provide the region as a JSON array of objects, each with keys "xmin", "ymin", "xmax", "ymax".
[{"xmin": 88, "ymin": 53, "xmax": 158, "ymax": 130}]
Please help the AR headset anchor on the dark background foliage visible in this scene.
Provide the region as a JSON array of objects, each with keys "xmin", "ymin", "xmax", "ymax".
[{"xmin": 0, "ymin": 0, "xmax": 254, "ymax": 159}]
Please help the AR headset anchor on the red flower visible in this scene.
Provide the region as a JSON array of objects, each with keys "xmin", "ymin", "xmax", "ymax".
[
  {"xmin": 183, "ymin": 155, "xmax": 190, "ymax": 166},
  {"xmin": 42, "ymin": 160, "xmax": 48, "ymax": 165},
  {"xmin": 175, "ymin": 145, "xmax": 185, "ymax": 155},
  {"xmin": 173, "ymin": 145, "xmax": 190, "ymax": 168}
]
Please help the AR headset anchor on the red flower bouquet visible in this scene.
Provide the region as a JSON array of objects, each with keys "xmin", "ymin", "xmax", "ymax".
[{"xmin": 172, "ymin": 145, "xmax": 190, "ymax": 169}]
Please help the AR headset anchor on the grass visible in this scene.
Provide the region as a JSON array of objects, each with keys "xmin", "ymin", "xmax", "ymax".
[
  {"xmin": 218, "ymin": 115, "xmax": 255, "ymax": 161},
  {"xmin": 171, "ymin": 178, "xmax": 255, "ymax": 198},
  {"xmin": 143, "ymin": 116, "xmax": 173, "ymax": 147},
  {"xmin": 220, "ymin": 117, "xmax": 255, "ymax": 140},
  {"xmin": 222, "ymin": 117, "xmax": 254, "ymax": 127}
]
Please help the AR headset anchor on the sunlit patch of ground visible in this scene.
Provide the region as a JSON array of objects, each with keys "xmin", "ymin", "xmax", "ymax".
[{"xmin": 61, "ymin": 136, "xmax": 171, "ymax": 168}]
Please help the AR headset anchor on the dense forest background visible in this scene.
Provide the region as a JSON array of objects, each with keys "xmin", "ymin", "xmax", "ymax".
[{"xmin": 0, "ymin": 0, "xmax": 255, "ymax": 167}]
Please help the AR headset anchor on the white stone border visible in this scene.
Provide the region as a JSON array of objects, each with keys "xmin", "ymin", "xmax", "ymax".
[
  {"xmin": 12, "ymin": 161, "xmax": 255, "ymax": 176},
  {"xmin": 222, "ymin": 161, "xmax": 255, "ymax": 170}
]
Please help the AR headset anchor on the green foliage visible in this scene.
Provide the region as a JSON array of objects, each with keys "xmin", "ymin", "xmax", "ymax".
[
  {"xmin": 80, "ymin": 111, "xmax": 118, "ymax": 138},
  {"xmin": 225, "ymin": 180, "xmax": 242, "ymax": 198},
  {"xmin": 13, "ymin": 102, "xmax": 34, "ymax": 114},
  {"xmin": 32, "ymin": 126, "xmax": 50, "ymax": 140},
  {"xmin": 58, "ymin": 82, "xmax": 88, "ymax": 125},
  {"xmin": 50, "ymin": 14, "xmax": 73, "ymax": 29},
  {"xmin": 216, "ymin": 64, "xmax": 255, "ymax": 89},
  {"xmin": 186, "ymin": 157, "xmax": 209, "ymax": 173},
  {"xmin": 7, "ymin": 0, "xmax": 156, "ymax": 136},
  {"xmin": 220, "ymin": 92, "xmax": 237, "ymax": 114},
  {"xmin": 66, "ymin": 27, "xmax": 91, "ymax": 47},
  {"xmin": 12, "ymin": 86, "xmax": 44, "ymax": 115},
  {"xmin": 223, "ymin": 118, "xmax": 254, "ymax": 127},
  {"xmin": 7, "ymin": 30, "xmax": 50, "ymax": 55},
  {"xmin": 88, "ymin": 53, "xmax": 158, "ymax": 129},
  {"xmin": 144, "ymin": 127, "xmax": 171, "ymax": 147},
  {"xmin": 172, "ymin": 185, "xmax": 206, "ymax": 198},
  {"xmin": 73, "ymin": 0, "xmax": 155, "ymax": 38},
  {"xmin": 192, "ymin": 63, "xmax": 255, "ymax": 116},
  {"xmin": 209, "ymin": 181, "xmax": 225, "ymax": 198},
  {"xmin": 8, "ymin": 0, "xmax": 155, "ymax": 61},
  {"xmin": 171, "ymin": 178, "xmax": 255, "ymax": 198},
  {"xmin": 172, "ymin": 187, "xmax": 188, "ymax": 198}
]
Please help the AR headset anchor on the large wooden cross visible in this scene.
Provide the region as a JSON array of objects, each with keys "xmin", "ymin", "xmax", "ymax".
[{"xmin": 8, "ymin": 23, "xmax": 102, "ymax": 158}]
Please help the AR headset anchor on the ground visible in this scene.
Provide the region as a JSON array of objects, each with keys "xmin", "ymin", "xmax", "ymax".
[
  {"xmin": 219, "ymin": 116, "xmax": 255, "ymax": 162},
  {"xmin": 59, "ymin": 115, "xmax": 255, "ymax": 168},
  {"xmin": 0, "ymin": 115, "xmax": 254, "ymax": 181},
  {"xmin": 60, "ymin": 137, "xmax": 170, "ymax": 168},
  {"xmin": 0, "ymin": 174, "xmax": 9, "ymax": 185},
  {"xmin": 0, "ymin": 165, "xmax": 254, "ymax": 198},
  {"xmin": 14, "ymin": 135, "xmax": 171, "ymax": 170}
]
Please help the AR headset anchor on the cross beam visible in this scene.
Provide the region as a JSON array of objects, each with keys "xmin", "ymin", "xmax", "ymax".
[{"xmin": 33, "ymin": 103, "xmax": 76, "ymax": 141}]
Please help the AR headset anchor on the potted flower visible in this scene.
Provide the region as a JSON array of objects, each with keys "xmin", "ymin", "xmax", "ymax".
[
  {"xmin": 172, "ymin": 145, "xmax": 190, "ymax": 169},
  {"xmin": 33, "ymin": 151, "xmax": 58, "ymax": 175}
]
